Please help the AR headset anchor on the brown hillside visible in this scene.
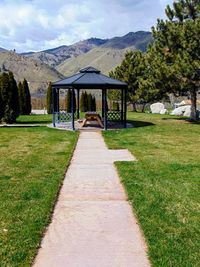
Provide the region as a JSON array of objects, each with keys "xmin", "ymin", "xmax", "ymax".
[
  {"xmin": 57, "ymin": 47, "xmax": 130, "ymax": 76},
  {"xmin": 0, "ymin": 51, "xmax": 63, "ymax": 96}
]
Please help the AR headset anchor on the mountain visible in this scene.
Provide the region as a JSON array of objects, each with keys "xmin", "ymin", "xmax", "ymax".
[
  {"xmin": 56, "ymin": 31, "xmax": 152, "ymax": 76},
  {"xmin": 22, "ymin": 38, "xmax": 108, "ymax": 68},
  {"xmin": 0, "ymin": 51, "xmax": 63, "ymax": 96},
  {"xmin": 57, "ymin": 47, "xmax": 127, "ymax": 76},
  {"xmin": 23, "ymin": 31, "xmax": 152, "ymax": 70},
  {"xmin": 0, "ymin": 47, "xmax": 7, "ymax": 52},
  {"xmin": 102, "ymin": 31, "xmax": 152, "ymax": 51}
]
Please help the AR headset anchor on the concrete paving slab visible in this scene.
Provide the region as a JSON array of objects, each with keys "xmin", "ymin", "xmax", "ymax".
[{"xmin": 33, "ymin": 131, "xmax": 150, "ymax": 267}]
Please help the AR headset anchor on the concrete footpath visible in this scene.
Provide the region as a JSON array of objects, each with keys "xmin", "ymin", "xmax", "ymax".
[{"xmin": 33, "ymin": 131, "xmax": 150, "ymax": 267}]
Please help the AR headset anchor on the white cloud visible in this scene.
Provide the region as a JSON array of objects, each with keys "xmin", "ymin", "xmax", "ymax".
[{"xmin": 0, "ymin": 0, "xmax": 173, "ymax": 52}]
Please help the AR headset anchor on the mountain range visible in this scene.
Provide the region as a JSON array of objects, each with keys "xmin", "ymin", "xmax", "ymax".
[{"xmin": 0, "ymin": 31, "xmax": 152, "ymax": 96}]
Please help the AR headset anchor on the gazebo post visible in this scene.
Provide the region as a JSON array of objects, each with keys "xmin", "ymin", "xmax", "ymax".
[
  {"xmin": 102, "ymin": 89, "xmax": 104, "ymax": 119},
  {"xmin": 123, "ymin": 87, "xmax": 127, "ymax": 128},
  {"xmin": 52, "ymin": 87, "xmax": 56, "ymax": 127},
  {"xmin": 103, "ymin": 89, "xmax": 107, "ymax": 130},
  {"xmin": 56, "ymin": 88, "xmax": 60, "ymax": 123},
  {"xmin": 77, "ymin": 89, "xmax": 80, "ymax": 119},
  {"xmin": 71, "ymin": 87, "xmax": 75, "ymax": 131},
  {"xmin": 121, "ymin": 88, "xmax": 124, "ymax": 123}
]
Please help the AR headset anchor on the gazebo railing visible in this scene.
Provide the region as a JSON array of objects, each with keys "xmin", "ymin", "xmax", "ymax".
[
  {"xmin": 107, "ymin": 111, "xmax": 122, "ymax": 122},
  {"xmin": 53, "ymin": 110, "xmax": 78, "ymax": 124}
]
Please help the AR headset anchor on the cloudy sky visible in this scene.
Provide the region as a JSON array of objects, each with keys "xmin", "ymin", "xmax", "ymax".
[{"xmin": 0, "ymin": 0, "xmax": 173, "ymax": 52}]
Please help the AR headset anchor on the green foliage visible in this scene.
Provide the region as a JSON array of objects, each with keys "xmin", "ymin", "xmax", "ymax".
[
  {"xmin": 65, "ymin": 89, "xmax": 76, "ymax": 113},
  {"xmin": 66, "ymin": 89, "xmax": 72, "ymax": 113},
  {"xmin": 46, "ymin": 82, "xmax": 53, "ymax": 114},
  {"xmin": 18, "ymin": 81, "xmax": 24, "ymax": 115},
  {"xmin": 91, "ymin": 95, "xmax": 96, "ymax": 111},
  {"xmin": 110, "ymin": 50, "xmax": 166, "ymax": 112},
  {"xmin": 18, "ymin": 79, "xmax": 32, "ymax": 115},
  {"xmin": 22, "ymin": 79, "xmax": 31, "ymax": 115},
  {"xmin": 88, "ymin": 93, "xmax": 92, "ymax": 111},
  {"xmin": 80, "ymin": 91, "xmax": 88, "ymax": 112},
  {"xmin": 0, "ymin": 72, "xmax": 19, "ymax": 123},
  {"xmin": 151, "ymin": 0, "xmax": 200, "ymax": 120}
]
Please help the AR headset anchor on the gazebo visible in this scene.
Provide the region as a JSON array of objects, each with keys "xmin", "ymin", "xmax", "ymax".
[{"xmin": 52, "ymin": 67, "xmax": 128, "ymax": 130}]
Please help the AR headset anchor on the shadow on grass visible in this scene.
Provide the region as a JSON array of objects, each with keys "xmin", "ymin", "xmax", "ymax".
[
  {"xmin": 128, "ymin": 120, "xmax": 155, "ymax": 128},
  {"xmin": 162, "ymin": 117, "xmax": 200, "ymax": 124}
]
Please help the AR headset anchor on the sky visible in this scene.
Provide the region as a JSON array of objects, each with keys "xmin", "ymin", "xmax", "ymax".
[{"xmin": 0, "ymin": 0, "xmax": 174, "ymax": 52}]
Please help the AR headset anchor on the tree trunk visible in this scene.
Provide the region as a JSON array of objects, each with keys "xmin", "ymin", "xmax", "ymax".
[
  {"xmin": 132, "ymin": 103, "xmax": 137, "ymax": 112},
  {"xmin": 141, "ymin": 103, "xmax": 146, "ymax": 113},
  {"xmin": 190, "ymin": 89, "xmax": 197, "ymax": 121}
]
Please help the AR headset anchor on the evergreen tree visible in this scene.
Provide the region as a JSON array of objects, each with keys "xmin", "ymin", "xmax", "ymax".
[
  {"xmin": 152, "ymin": 0, "xmax": 200, "ymax": 120},
  {"xmin": 72, "ymin": 89, "xmax": 76, "ymax": 113},
  {"xmin": 18, "ymin": 81, "xmax": 25, "ymax": 115},
  {"xmin": 88, "ymin": 93, "xmax": 92, "ymax": 111},
  {"xmin": 66, "ymin": 89, "xmax": 72, "ymax": 113},
  {"xmin": 80, "ymin": 91, "xmax": 85, "ymax": 112},
  {"xmin": 46, "ymin": 82, "xmax": 53, "ymax": 114},
  {"xmin": 0, "ymin": 78, "xmax": 3, "ymax": 121},
  {"xmin": 1, "ymin": 72, "xmax": 19, "ymax": 123},
  {"xmin": 9, "ymin": 72, "xmax": 19, "ymax": 117},
  {"xmin": 91, "ymin": 96, "xmax": 96, "ymax": 111},
  {"xmin": 80, "ymin": 91, "xmax": 88, "ymax": 112},
  {"xmin": 22, "ymin": 79, "xmax": 31, "ymax": 115},
  {"xmin": 66, "ymin": 89, "xmax": 76, "ymax": 113}
]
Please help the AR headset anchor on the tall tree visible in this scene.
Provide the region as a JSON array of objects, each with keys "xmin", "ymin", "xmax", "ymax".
[
  {"xmin": 152, "ymin": 0, "xmax": 200, "ymax": 120},
  {"xmin": 110, "ymin": 50, "xmax": 146, "ymax": 111},
  {"xmin": 66, "ymin": 89, "xmax": 76, "ymax": 113},
  {"xmin": 46, "ymin": 82, "xmax": 53, "ymax": 114},
  {"xmin": 80, "ymin": 91, "xmax": 88, "ymax": 112},
  {"xmin": 1, "ymin": 72, "xmax": 19, "ymax": 123},
  {"xmin": 91, "ymin": 96, "xmax": 96, "ymax": 111},
  {"xmin": 18, "ymin": 81, "xmax": 25, "ymax": 115},
  {"xmin": 66, "ymin": 89, "xmax": 72, "ymax": 113},
  {"xmin": 9, "ymin": 72, "xmax": 19, "ymax": 117},
  {"xmin": 0, "ymin": 76, "xmax": 3, "ymax": 121},
  {"xmin": 88, "ymin": 93, "xmax": 92, "ymax": 111},
  {"xmin": 22, "ymin": 79, "xmax": 31, "ymax": 115}
]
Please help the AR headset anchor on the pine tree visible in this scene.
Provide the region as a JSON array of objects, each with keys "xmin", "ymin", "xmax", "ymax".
[
  {"xmin": 66, "ymin": 89, "xmax": 72, "ymax": 113},
  {"xmin": 152, "ymin": 0, "xmax": 200, "ymax": 120},
  {"xmin": 91, "ymin": 96, "xmax": 96, "ymax": 111},
  {"xmin": 88, "ymin": 93, "xmax": 92, "ymax": 111},
  {"xmin": 0, "ymin": 78, "xmax": 3, "ymax": 121},
  {"xmin": 46, "ymin": 82, "xmax": 53, "ymax": 114},
  {"xmin": 80, "ymin": 91, "xmax": 85, "ymax": 112},
  {"xmin": 80, "ymin": 91, "xmax": 88, "ymax": 112},
  {"xmin": 18, "ymin": 81, "xmax": 25, "ymax": 115},
  {"xmin": 8, "ymin": 72, "xmax": 19, "ymax": 118},
  {"xmin": 22, "ymin": 79, "xmax": 31, "ymax": 115},
  {"xmin": 1, "ymin": 72, "xmax": 19, "ymax": 123}
]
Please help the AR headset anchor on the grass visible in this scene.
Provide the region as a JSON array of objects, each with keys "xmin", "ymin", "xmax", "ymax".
[
  {"xmin": 0, "ymin": 119, "xmax": 78, "ymax": 266},
  {"xmin": 103, "ymin": 112, "xmax": 200, "ymax": 267},
  {"xmin": 16, "ymin": 114, "xmax": 52, "ymax": 124}
]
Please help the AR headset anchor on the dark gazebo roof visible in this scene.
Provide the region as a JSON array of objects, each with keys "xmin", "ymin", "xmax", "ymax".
[{"xmin": 53, "ymin": 66, "xmax": 127, "ymax": 89}]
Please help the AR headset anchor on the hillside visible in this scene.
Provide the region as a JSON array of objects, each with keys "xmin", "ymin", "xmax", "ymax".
[
  {"xmin": 102, "ymin": 31, "xmax": 152, "ymax": 50},
  {"xmin": 0, "ymin": 51, "xmax": 63, "ymax": 96},
  {"xmin": 56, "ymin": 31, "xmax": 152, "ymax": 76},
  {"xmin": 23, "ymin": 38, "xmax": 107, "ymax": 68},
  {"xmin": 24, "ymin": 31, "xmax": 152, "ymax": 70},
  {"xmin": 57, "ymin": 47, "xmax": 128, "ymax": 76}
]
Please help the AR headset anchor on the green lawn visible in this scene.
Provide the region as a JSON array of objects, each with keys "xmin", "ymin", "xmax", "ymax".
[
  {"xmin": 0, "ymin": 122, "xmax": 78, "ymax": 266},
  {"xmin": 16, "ymin": 114, "xmax": 52, "ymax": 124},
  {"xmin": 103, "ymin": 113, "xmax": 200, "ymax": 267}
]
